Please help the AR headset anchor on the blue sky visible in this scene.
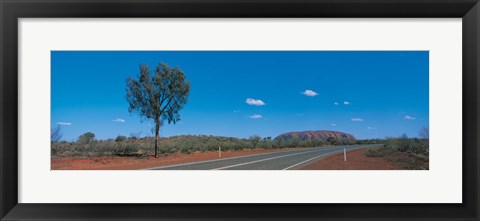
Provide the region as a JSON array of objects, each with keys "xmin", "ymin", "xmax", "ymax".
[{"xmin": 51, "ymin": 51, "xmax": 429, "ymax": 141}]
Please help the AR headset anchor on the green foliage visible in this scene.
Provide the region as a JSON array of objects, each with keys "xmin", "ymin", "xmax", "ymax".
[
  {"xmin": 364, "ymin": 140, "xmax": 429, "ymax": 170},
  {"xmin": 249, "ymin": 135, "xmax": 261, "ymax": 148},
  {"xmin": 326, "ymin": 137, "xmax": 339, "ymax": 146},
  {"xmin": 53, "ymin": 130, "xmax": 429, "ymax": 159},
  {"xmin": 53, "ymin": 134, "xmax": 338, "ymax": 158},
  {"xmin": 78, "ymin": 132, "xmax": 95, "ymax": 143},
  {"xmin": 126, "ymin": 62, "xmax": 191, "ymax": 158},
  {"xmin": 398, "ymin": 133, "xmax": 410, "ymax": 152},
  {"xmin": 382, "ymin": 135, "xmax": 429, "ymax": 156},
  {"xmin": 364, "ymin": 146, "xmax": 383, "ymax": 157},
  {"xmin": 355, "ymin": 139, "xmax": 382, "ymax": 145},
  {"xmin": 115, "ymin": 135, "xmax": 127, "ymax": 142},
  {"xmin": 112, "ymin": 142, "xmax": 143, "ymax": 157},
  {"xmin": 263, "ymin": 137, "xmax": 273, "ymax": 148}
]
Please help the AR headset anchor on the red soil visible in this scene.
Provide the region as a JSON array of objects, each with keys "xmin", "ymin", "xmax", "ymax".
[
  {"xmin": 51, "ymin": 148, "xmax": 305, "ymax": 170},
  {"xmin": 297, "ymin": 148, "xmax": 402, "ymax": 170}
]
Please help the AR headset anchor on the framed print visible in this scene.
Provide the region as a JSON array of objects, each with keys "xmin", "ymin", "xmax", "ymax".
[
  {"xmin": 1, "ymin": 0, "xmax": 479, "ymax": 220},
  {"xmin": 49, "ymin": 50, "xmax": 430, "ymax": 171}
]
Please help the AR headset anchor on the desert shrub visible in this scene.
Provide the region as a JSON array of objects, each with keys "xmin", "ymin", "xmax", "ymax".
[
  {"xmin": 364, "ymin": 144, "xmax": 428, "ymax": 170},
  {"xmin": 249, "ymin": 135, "xmax": 261, "ymax": 148},
  {"xmin": 364, "ymin": 146, "xmax": 383, "ymax": 157},
  {"xmin": 113, "ymin": 143, "xmax": 141, "ymax": 156},
  {"xmin": 356, "ymin": 139, "xmax": 383, "ymax": 145},
  {"xmin": 115, "ymin": 135, "xmax": 127, "ymax": 142},
  {"xmin": 180, "ymin": 146, "xmax": 192, "ymax": 154},
  {"xmin": 52, "ymin": 133, "xmax": 364, "ymax": 158},
  {"xmin": 78, "ymin": 132, "xmax": 95, "ymax": 143},
  {"xmin": 326, "ymin": 137, "xmax": 339, "ymax": 146},
  {"xmin": 397, "ymin": 134, "xmax": 411, "ymax": 152},
  {"xmin": 382, "ymin": 135, "xmax": 429, "ymax": 156}
]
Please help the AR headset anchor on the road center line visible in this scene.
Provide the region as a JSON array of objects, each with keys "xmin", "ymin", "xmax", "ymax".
[
  {"xmin": 282, "ymin": 153, "xmax": 331, "ymax": 170},
  {"xmin": 147, "ymin": 148, "xmax": 311, "ymax": 170},
  {"xmin": 283, "ymin": 145, "xmax": 376, "ymax": 170},
  {"xmin": 211, "ymin": 149, "xmax": 331, "ymax": 170}
]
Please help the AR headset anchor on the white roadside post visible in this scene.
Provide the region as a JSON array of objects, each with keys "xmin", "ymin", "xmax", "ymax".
[
  {"xmin": 219, "ymin": 146, "xmax": 221, "ymax": 158},
  {"xmin": 344, "ymin": 148, "xmax": 347, "ymax": 162}
]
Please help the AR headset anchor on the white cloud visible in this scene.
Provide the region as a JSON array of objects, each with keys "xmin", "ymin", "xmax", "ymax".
[
  {"xmin": 334, "ymin": 102, "xmax": 339, "ymax": 105},
  {"xmin": 302, "ymin": 90, "xmax": 318, "ymax": 97},
  {"xmin": 403, "ymin": 115, "xmax": 416, "ymax": 120},
  {"xmin": 233, "ymin": 110, "xmax": 240, "ymax": 113},
  {"xmin": 246, "ymin": 98, "xmax": 266, "ymax": 106},
  {"xmin": 330, "ymin": 123, "xmax": 337, "ymax": 126},
  {"xmin": 249, "ymin": 114, "xmax": 263, "ymax": 119},
  {"xmin": 344, "ymin": 101, "xmax": 350, "ymax": 105},
  {"xmin": 367, "ymin": 127, "xmax": 377, "ymax": 129},
  {"xmin": 351, "ymin": 118, "xmax": 364, "ymax": 122},
  {"xmin": 57, "ymin": 122, "xmax": 72, "ymax": 126},
  {"xmin": 112, "ymin": 118, "xmax": 126, "ymax": 123}
]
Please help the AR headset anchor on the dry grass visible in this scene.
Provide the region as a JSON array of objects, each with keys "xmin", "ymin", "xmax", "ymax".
[{"xmin": 364, "ymin": 144, "xmax": 429, "ymax": 170}]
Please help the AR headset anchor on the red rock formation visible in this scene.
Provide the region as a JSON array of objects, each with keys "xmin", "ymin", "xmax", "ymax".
[{"xmin": 274, "ymin": 130, "xmax": 356, "ymax": 141}]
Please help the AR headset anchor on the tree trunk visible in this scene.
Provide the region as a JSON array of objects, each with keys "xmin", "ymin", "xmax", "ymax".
[{"xmin": 155, "ymin": 124, "xmax": 159, "ymax": 158}]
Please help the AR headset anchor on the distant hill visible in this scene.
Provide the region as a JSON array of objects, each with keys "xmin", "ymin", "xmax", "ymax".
[{"xmin": 274, "ymin": 130, "xmax": 356, "ymax": 141}]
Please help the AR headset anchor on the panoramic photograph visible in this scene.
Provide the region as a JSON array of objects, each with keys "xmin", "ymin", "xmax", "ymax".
[{"xmin": 51, "ymin": 51, "xmax": 429, "ymax": 170}]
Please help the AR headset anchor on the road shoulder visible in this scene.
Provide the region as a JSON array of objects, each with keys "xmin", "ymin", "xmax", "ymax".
[{"xmin": 296, "ymin": 147, "xmax": 402, "ymax": 170}]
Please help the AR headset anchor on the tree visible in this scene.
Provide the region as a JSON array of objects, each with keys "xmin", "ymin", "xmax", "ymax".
[
  {"xmin": 115, "ymin": 135, "xmax": 127, "ymax": 142},
  {"xmin": 249, "ymin": 135, "xmax": 261, "ymax": 148},
  {"xmin": 398, "ymin": 133, "xmax": 410, "ymax": 152},
  {"xmin": 126, "ymin": 63, "xmax": 190, "ymax": 158},
  {"xmin": 418, "ymin": 126, "xmax": 429, "ymax": 139},
  {"xmin": 326, "ymin": 137, "xmax": 339, "ymax": 146},
  {"xmin": 51, "ymin": 125, "xmax": 63, "ymax": 142},
  {"xmin": 78, "ymin": 132, "xmax": 95, "ymax": 143},
  {"xmin": 263, "ymin": 136, "xmax": 273, "ymax": 148}
]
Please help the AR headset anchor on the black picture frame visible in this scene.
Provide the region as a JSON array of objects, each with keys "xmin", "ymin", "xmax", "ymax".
[{"xmin": 1, "ymin": 0, "xmax": 479, "ymax": 220}]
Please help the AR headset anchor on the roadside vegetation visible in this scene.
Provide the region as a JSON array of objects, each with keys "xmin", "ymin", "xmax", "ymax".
[
  {"xmin": 51, "ymin": 127, "xmax": 429, "ymax": 165},
  {"xmin": 363, "ymin": 127, "xmax": 429, "ymax": 170},
  {"xmin": 51, "ymin": 132, "xmax": 358, "ymax": 158}
]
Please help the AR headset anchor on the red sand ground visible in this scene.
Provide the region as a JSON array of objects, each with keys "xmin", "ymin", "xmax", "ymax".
[
  {"xmin": 298, "ymin": 148, "xmax": 402, "ymax": 170},
  {"xmin": 51, "ymin": 148, "xmax": 305, "ymax": 170}
]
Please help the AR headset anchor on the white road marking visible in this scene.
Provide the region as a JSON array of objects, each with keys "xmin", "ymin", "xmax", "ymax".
[
  {"xmin": 146, "ymin": 148, "xmax": 315, "ymax": 170},
  {"xmin": 282, "ymin": 153, "xmax": 331, "ymax": 170},
  {"xmin": 283, "ymin": 145, "xmax": 379, "ymax": 170},
  {"xmin": 148, "ymin": 145, "xmax": 378, "ymax": 170},
  {"xmin": 211, "ymin": 149, "xmax": 329, "ymax": 170}
]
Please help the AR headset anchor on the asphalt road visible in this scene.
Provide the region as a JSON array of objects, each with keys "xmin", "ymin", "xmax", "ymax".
[{"xmin": 150, "ymin": 144, "xmax": 380, "ymax": 170}]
